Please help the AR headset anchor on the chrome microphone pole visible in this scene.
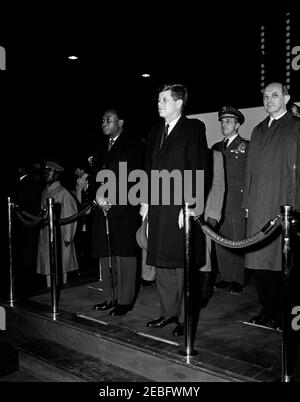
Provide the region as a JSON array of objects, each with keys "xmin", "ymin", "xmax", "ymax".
[{"xmin": 103, "ymin": 209, "xmax": 115, "ymax": 306}]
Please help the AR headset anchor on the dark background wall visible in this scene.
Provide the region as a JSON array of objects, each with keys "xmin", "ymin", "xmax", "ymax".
[{"xmin": 1, "ymin": 8, "xmax": 299, "ymax": 183}]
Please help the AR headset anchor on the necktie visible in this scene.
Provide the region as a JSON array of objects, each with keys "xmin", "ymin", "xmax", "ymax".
[
  {"xmin": 160, "ymin": 124, "xmax": 169, "ymax": 149},
  {"xmin": 268, "ymin": 118, "xmax": 275, "ymax": 128},
  {"xmin": 108, "ymin": 138, "xmax": 114, "ymax": 151},
  {"xmin": 224, "ymin": 139, "xmax": 229, "ymax": 149}
]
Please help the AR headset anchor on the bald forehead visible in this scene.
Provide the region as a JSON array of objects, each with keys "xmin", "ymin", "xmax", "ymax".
[{"xmin": 263, "ymin": 83, "xmax": 283, "ymax": 95}]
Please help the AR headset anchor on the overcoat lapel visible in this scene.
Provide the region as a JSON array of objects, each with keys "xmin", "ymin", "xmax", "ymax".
[{"xmin": 153, "ymin": 116, "xmax": 184, "ymax": 166}]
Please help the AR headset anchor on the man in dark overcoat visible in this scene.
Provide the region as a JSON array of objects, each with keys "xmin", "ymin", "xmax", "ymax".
[
  {"xmin": 243, "ymin": 82, "xmax": 300, "ymax": 330},
  {"xmin": 212, "ymin": 106, "xmax": 249, "ymax": 294},
  {"xmin": 142, "ymin": 84, "xmax": 210, "ymax": 336},
  {"xmin": 91, "ymin": 108, "xmax": 145, "ymax": 316}
]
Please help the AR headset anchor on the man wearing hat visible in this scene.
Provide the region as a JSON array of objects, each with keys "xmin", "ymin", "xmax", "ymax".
[
  {"xmin": 36, "ymin": 161, "xmax": 79, "ymax": 287},
  {"xmin": 212, "ymin": 106, "xmax": 249, "ymax": 294},
  {"xmin": 136, "ymin": 216, "xmax": 156, "ymax": 285}
]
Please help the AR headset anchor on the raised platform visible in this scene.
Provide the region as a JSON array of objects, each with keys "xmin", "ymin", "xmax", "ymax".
[{"xmin": 1, "ymin": 276, "xmax": 299, "ymax": 382}]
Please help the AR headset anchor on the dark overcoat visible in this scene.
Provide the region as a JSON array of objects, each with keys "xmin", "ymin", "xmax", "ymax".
[
  {"xmin": 90, "ymin": 132, "xmax": 145, "ymax": 258},
  {"xmin": 242, "ymin": 112, "xmax": 300, "ymax": 271},
  {"xmin": 145, "ymin": 115, "xmax": 210, "ymax": 268}
]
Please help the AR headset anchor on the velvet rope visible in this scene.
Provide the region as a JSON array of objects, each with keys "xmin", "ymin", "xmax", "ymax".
[{"xmin": 194, "ymin": 214, "xmax": 281, "ymax": 249}]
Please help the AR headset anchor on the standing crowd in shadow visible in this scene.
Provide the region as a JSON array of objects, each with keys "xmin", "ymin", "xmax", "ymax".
[{"xmin": 6, "ymin": 83, "xmax": 300, "ymax": 352}]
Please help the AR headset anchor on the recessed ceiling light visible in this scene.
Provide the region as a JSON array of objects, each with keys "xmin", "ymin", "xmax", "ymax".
[
  {"xmin": 141, "ymin": 73, "xmax": 150, "ymax": 78},
  {"xmin": 68, "ymin": 56, "xmax": 78, "ymax": 60}
]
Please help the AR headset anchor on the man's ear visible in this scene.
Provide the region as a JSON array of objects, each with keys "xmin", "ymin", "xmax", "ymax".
[
  {"xmin": 119, "ymin": 119, "xmax": 124, "ymax": 128},
  {"xmin": 284, "ymin": 94, "xmax": 291, "ymax": 105},
  {"xmin": 176, "ymin": 99, "xmax": 183, "ymax": 110}
]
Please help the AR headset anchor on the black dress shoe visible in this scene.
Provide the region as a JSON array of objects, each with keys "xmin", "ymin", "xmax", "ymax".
[
  {"xmin": 93, "ymin": 300, "xmax": 115, "ymax": 311},
  {"xmin": 141, "ymin": 279, "xmax": 156, "ymax": 287},
  {"xmin": 110, "ymin": 304, "xmax": 132, "ymax": 316},
  {"xmin": 146, "ymin": 316, "xmax": 178, "ymax": 328},
  {"xmin": 249, "ymin": 314, "xmax": 266, "ymax": 324},
  {"xmin": 228, "ymin": 282, "xmax": 243, "ymax": 294},
  {"xmin": 172, "ymin": 323, "xmax": 184, "ymax": 337},
  {"xmin": 214, "ymin": 280, "xmax": 230, "ymax": 289}
]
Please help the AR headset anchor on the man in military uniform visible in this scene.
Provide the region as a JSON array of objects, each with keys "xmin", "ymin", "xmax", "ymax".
[{"xmin": 212, "ymin": 106, "xmax": 249, "ymax": 294}]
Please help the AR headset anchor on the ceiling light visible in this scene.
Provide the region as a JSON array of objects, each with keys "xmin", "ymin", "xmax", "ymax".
[
  {"xmin": 141, "ymin": 73, "xmax": 150, "ymax": 78},
  {"xmin": 68, "ymin": 56, "xmax": 78, "ymax": 60}
]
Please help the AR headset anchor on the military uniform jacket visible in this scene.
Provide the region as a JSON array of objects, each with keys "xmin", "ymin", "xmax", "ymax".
[
  {"xmin": 145, "ymin": 115, "xmax": 210, "ymax": 268},
  {"xmin": 90, "ymin": 131, "xmax": 145, "ymax": 258},
  {"xmin": 242, "ymin": 111, "xmax": 300, "ymax": 271},
  {"xmin": 212, "ymin": 135, "xmax": 249, "ymax": 214}
]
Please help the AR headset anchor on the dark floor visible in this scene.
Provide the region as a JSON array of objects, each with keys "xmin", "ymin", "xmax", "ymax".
[
  {"xmin": 1, "ymin": 256, "xmax": 299, "ymax": 382},
  {"xmin": 20, "ymin": 269, "xmax": 299, "ymax": 382}
]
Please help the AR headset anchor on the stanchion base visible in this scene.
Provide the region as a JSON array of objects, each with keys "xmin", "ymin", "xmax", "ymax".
[
  {"xmin": 46, "ymin": 310, "xmax": 61, "ymax": 320},
  {"xmin": 280, "ymin": 375, "xmax": 294, "ymax": 382},
  {"xmin": 179, "ymin": 348, "xmax": 198, "ymax": 357},
  {"xmin": 1, "ymin": 299, "xmax": 18, "ymax": 307}
]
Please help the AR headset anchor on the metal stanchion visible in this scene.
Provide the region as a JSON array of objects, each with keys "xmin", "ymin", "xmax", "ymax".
[
  {"xmin": 179, "ymin": 203, "xmax": 197, "ymax": 358},
  {"xmin": 7, "ymin": 197, "xmax": 16, "ymax": 306},
  {"xmin": 47, "ymin": 197, "xmax": 59, "ymax": 317},
  {"xmin": 280, "ymin": 205, "xmax": 293, "ymax": 382}
]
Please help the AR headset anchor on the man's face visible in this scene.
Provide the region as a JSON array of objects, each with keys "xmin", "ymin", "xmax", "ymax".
[
  {"xmin": 75, "ymin": 168, "xmax": 84, "ymax": 178},
  {"xmin": 158, "ymin": 90, "xmax": 182, "ymax": 121},
  {"xmin": 220, "ymin": 117, "xmax": 239, "ymax": 138},
  {"xmin": 44, "ymin": 169, "xmax": 56, "ymax": 184},
  {"xmin": 263, "ymin": 84, "xmax": 289, "ymax": 117},
  {"xmin": 101, "ymin": 111, "xmax": 122, "ymax": 138}
]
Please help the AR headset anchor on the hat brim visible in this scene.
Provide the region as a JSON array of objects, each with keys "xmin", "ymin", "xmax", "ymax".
[{"xmin": 136, "ymin": 216, "xmax": 148, "ymax": 251}]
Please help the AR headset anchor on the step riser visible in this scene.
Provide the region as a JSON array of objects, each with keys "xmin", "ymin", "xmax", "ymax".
[
  {"xmin": 19, "ymin": 352, "xmax": 86, "ymax": 382},
  {"xmin": 6, "ymin": 308, "xmax": 229, "ymax": 382}
]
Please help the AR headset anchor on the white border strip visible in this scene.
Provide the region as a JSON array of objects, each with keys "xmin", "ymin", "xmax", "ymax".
[
  {"xmin": 85, "ymin": 285, "xmax": 103, "ymax": 291},
  {"xmin": 240, "ymin": 320, "xmax": 281, "ymax": 332},
  {"xmin": 136, "ymin": 332, "xmax": 180, "ymax": 346},
  {"xmin": 77, "ymin": 314, "xmax": 108, "ymax": 325}
]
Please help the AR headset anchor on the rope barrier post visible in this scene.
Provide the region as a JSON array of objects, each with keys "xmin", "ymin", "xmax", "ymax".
[
  {"xmin": 47, "ymin": 197, "xmax": 59, "ymax": 317},
  {"xmin": 179, "ymin": 203, "xmax": 197, "ymax": 358},
  {"xmin": 280, "ymin": 205, "xmax": 293, "ymax": 382},
  {"xmin": 6, "ymin": 197, "xmax": 16, "ymax": 306}
]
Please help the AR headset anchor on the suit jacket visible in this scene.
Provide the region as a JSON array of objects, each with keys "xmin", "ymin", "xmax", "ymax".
[
  {"xmin": 90, "ymin": 131, "xmax": 145, "ymax": 257},
  {"xmin": 145, "ymin": 115, "xmax": 210, "ymax": 268},
  {"xmin": 242, "ymin": 111, "xmax": 300, "ymax": 271},
  {"xmin": 212, "ymin": 134, "xmax": 249, "ymax": 215}
]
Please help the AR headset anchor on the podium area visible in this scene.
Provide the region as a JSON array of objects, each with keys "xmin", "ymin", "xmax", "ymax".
[{"xmin": 1, "ymin": 267, "xmax": 299, "ymax": 383}]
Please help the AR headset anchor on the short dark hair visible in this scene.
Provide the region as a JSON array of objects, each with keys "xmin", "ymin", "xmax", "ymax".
[
  {"xmin": 103, "ymin": 106, "xmax": 126, "ymax": 121},
  {"xmin": 159, "ymin": 83, "xmax": 188, "ymax": 108}
]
